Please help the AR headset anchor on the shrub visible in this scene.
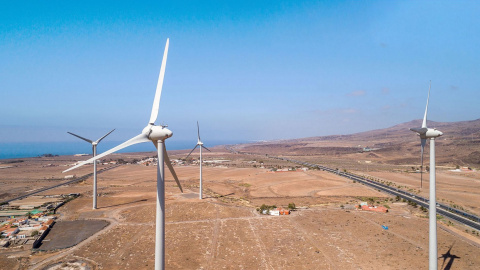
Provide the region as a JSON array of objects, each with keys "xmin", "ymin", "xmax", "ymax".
[{"xmin": 288, "ymin": 203, "xmax": 296, "ymax": 210}]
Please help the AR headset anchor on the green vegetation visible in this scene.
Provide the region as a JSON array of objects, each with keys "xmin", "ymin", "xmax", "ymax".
[
  {"xmin": 407, "ymin": 200, "xmax": 417, "ymax": 208},
  {"xmin": 450, "ymin": 204, "xmax": 465, "ymax": 211},
  {"xmin": 258, "ymin": 204, "xmax": 277, "ymax": 214},
  {"xmin": 288, "ymin": 203, "xmax": 296, "ymax": 210},
  {"xmin": 117, "ymin": 159, "xmax": 127, "ymax": 164}
]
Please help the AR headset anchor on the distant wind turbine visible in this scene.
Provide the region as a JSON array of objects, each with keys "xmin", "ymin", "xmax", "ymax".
[
  {"xmin": 185, "ymin": 121, "xmax": 211, "ymax": 199},
  {"xmin": 63, "ymin": 39, "xmax": 182, "ymax": 270},
  {"xmin": 409, "ymin": 81, "xmax": 443, "ymax": 270},
  {"xmin": 67, "ymin": 129, "xmax": 115, "ymax": 209}
]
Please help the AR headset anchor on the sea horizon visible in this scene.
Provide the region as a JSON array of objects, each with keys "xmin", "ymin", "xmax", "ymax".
[{"xmin": 0, "ymin": 140, "xmax": 245, "ymax": 160}]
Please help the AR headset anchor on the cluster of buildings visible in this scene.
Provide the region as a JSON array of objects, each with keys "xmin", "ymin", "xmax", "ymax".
[
  {"xmin": 0, "ymin": 194, "xmax": 78, "ymax": 249},
  {"xmin": 136, "ymin": 157, "xmax": 158, "ymax": 166},
  {"xmin": 269, "ymin": 167, "xmax": 309, "ymax": 173},
  {"xmin": 262, "ymin": 208, "xmax": 291, "ymax": 216},
  {"xmin": 356, "ymin": 202, "xmax": 389, "ymax": 213},
  {"xmin": 0, "ymin": 213, "xmax": 56, "ymax": 248},
  {"xmin": 136, "ymin": 157, "xmax": 230, "ymax": 167},
  {"xmin": 136, "ymin": 157, "xmax": 187, "ymax": 166}
]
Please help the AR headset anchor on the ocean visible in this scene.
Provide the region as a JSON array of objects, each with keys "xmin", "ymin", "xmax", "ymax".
[{"xmin": 0, "ymin": 140, "xmax": 244, "ymax": 160}]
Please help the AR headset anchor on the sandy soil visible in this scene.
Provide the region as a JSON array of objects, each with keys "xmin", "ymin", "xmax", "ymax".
[{"xmin": 1, "ymin": 146, "xmax": 480, "ymax": 269}]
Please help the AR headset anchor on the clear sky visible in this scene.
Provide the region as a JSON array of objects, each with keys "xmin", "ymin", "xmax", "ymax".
[{"xmin": 1, "ymin": 1, "xmax": 479, "ymax": 145}]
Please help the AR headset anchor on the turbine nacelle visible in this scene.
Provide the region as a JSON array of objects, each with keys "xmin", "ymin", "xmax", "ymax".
[
  {"xmin": 426, "ymin": 128, "xmax": 443, "ymax": 138},
  {"xmin": 143, "ymin": 124, "xmax": 173, "ymax": 141},
  {"xmin": 185, "ymin": 121, "xmax": 211, "ymax": 160},
  {"xmin": 410, "ymin": 127, "xmax": 443, "ymax": 139}
]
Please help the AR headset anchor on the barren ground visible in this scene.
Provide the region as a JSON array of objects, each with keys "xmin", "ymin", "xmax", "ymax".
[{"xmin": 1, "ymin": 146, "xmax": 480, "ymax": 269}]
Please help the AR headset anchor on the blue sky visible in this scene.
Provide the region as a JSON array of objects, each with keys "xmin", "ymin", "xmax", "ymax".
[{"xmin": 1, "ymin": 1, "xmax": 479, "ymax": 145}]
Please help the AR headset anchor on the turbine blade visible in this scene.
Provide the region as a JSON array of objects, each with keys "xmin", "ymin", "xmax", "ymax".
[
  {"xmin": 148, "ymin": 38, "xmax": 169, "ymax": 125},
  {"xmin": 422, "ymin": 81, "xmax": 431, "ymax": 128},
  {"xmin": 197, "ymin": 121, "xmax": 201, "ymax": 141},
  {"xmin": 420, "ymin": 138, "xmax": 426, "ymax": 188},
  {"xmin": 67, "ymin": 132, "xmax": 93, "ymax": 144},
  {"xmin": 201, "ymin": 145, "xmax": 212, "ymax": 152},
  {"xmin": 410, "ymin": 127, "xmax": 428, "ymax": 135},
  {"xmin": 163, "ymin": 143, "xmax": 183, "ymax": 193},
  {"xmin": 96, "ymin": 129, "xmax": 115, "ymax": 144},
  {"xmin": 185, "ymin": 144, "xmax": 199, "ymax": 159},
  {"xmin": 63, "ymin": 133, "xmax": 150, "ymax": 173}
]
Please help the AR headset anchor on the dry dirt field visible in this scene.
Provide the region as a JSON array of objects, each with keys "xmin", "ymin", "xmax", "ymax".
[{"xmin": 1, "ymin": 146, "xmax": 480, "ymax": 269}]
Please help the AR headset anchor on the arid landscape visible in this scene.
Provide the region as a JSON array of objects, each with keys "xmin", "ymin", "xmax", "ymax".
[
  {"xmin": 3, "ymin": 1, "xmax": 480, "ymax": 269},
  {"xmin": 1, "ymin": 120, "xmax": 480, "ymax": 269}
]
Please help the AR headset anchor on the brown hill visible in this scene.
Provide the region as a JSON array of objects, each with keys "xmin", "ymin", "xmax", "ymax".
[{"xmin": 236, "ymin": 119, "xmax": 480, "ymax": 167}]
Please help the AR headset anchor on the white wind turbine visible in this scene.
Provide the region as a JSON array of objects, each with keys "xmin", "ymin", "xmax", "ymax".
[
  {"xmin": 185, "ymin": 121, "xmax": 211, "ymax": 199},
  {"xmin": 63, "ymin": 39, "xmax": 182, "ymax": 270},
  {"xmin": 409, "ymin": 81, "xmax": 443, "ymax": 270},
  {"xmin": 67, "ymin": 129, "xmax": 115, "ymax": 209}
]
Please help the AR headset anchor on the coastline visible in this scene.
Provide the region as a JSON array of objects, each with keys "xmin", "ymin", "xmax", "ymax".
[{"xmin": 0, "ymin": 140, "xmax": 244, "ymax": 160}]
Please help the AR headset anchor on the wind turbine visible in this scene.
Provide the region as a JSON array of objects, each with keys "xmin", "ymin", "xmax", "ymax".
[
  {"xmin": 409, "ymin": 81, "xmax": 443, "ymax": 270},
  {"xmin": 185, "ymin": 121, "xmax": 211, "ymax": 199},
  {"xmin": 63, "ymin": 39, "xmax": 182, "ymax": 270},
  {"xmin": 67, "ymin": 129, "xmax": 115, "ymax": 209}
]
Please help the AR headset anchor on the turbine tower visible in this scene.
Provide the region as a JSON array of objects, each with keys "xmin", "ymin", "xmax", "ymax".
[
  {"xmin": 67, "ymin": 129, "xmax": 115, "ymax": 209},
  {"xmin": 410, "ymin": 81, "xmax": 443, "ymax": 270},
  {"xmin": 64, "ymin": 39, "xmax": 182, "ymax": 270},
  {"xmin": 185, "ymin": 121, "xmax": 211, "ymax": 199}
]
